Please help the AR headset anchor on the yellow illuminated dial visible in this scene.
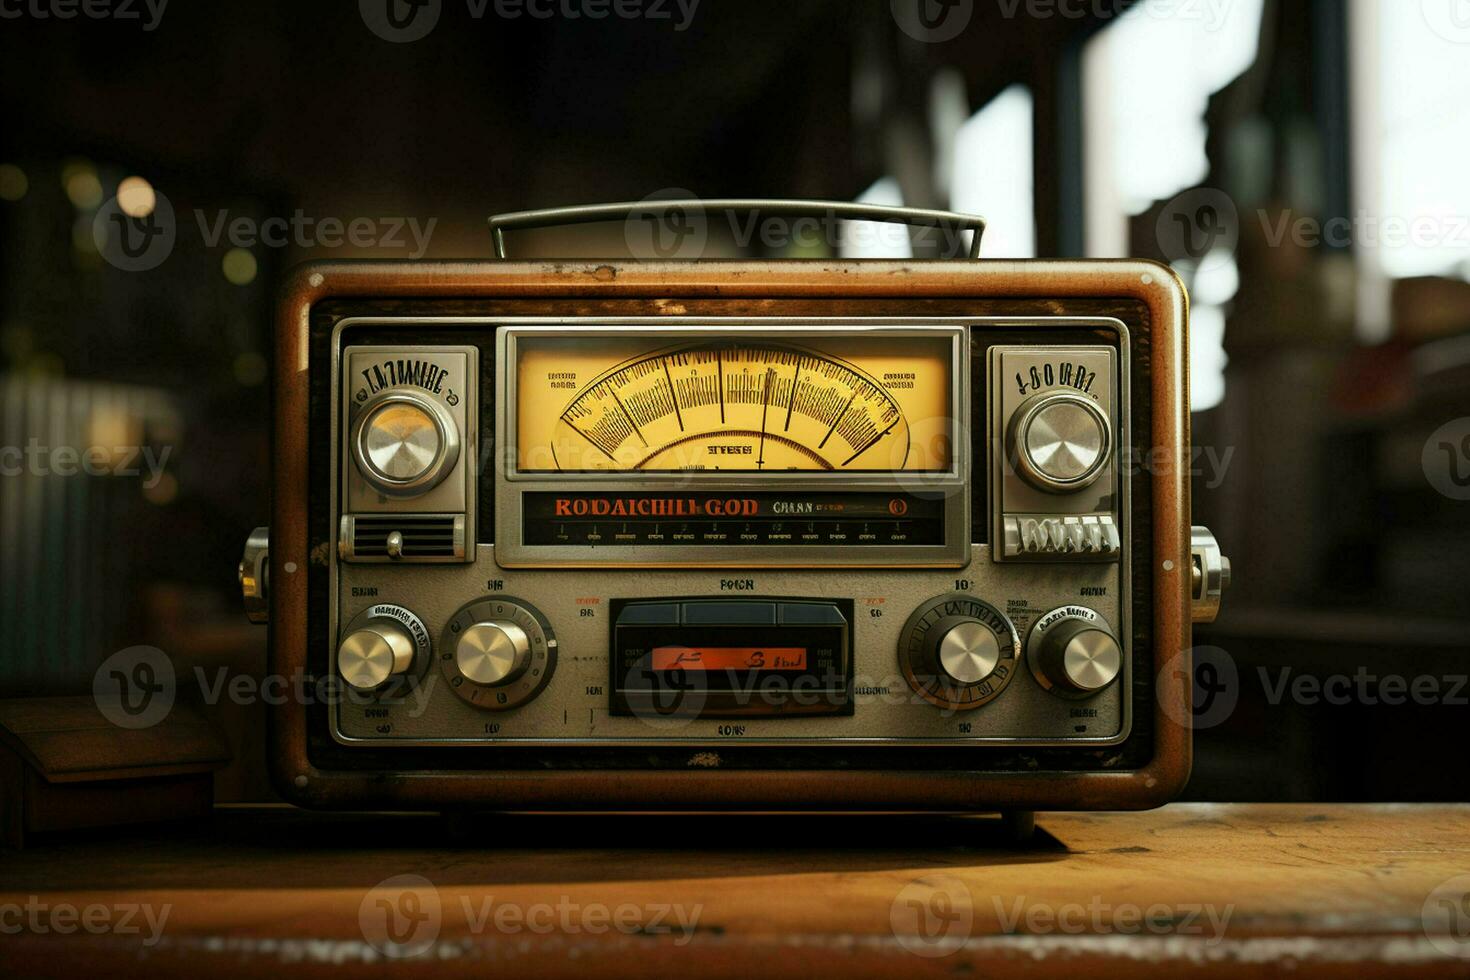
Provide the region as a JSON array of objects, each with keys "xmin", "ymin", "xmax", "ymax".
[{"xmin": 515, "ymin": 335, "xmax": 952, "ymax": 472}]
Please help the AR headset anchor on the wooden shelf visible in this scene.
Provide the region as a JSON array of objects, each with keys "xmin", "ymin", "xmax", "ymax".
[{"xmin": 3, "ymin": 804, "xmax": 1469, "ymax": 976}]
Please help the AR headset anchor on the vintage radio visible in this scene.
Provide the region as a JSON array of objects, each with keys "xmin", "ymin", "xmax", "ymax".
[{"xmin": 239, "ymin": 201, "xmax": 1229, "ymax": 828}]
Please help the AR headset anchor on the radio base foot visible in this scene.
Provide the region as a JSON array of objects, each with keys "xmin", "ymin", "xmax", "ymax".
[{"xmin": 999, "ymin": 810, "xmax": 1036, "ymax": 843}]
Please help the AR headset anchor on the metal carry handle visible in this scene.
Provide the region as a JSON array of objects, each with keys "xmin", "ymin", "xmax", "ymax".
[{"xmin": 488, "ymin": 199, "xmax": 986, "ymax": 260}]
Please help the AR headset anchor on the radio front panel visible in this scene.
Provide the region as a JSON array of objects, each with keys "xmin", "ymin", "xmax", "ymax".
[{"xmin": 325, "ymin": 317, "xmax": 1131, "ymax": 748}]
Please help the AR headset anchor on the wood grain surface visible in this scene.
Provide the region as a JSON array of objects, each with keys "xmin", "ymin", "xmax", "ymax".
[{"xmin": 3, "ymin": 804, "xmax": 1469, "ymax": 977}]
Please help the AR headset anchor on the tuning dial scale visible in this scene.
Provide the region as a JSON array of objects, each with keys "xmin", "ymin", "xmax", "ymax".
[
  {"xmin": 1026, "ymin": 605, "xmax": 1123, "ymax": 698},
  {"xmin": 336, "ymin": 604, "xmax": 432, "ymax": 692},
  {"xmin": 898, "ymin": 594, "xmax": 1020, "ymax": 711},
  {"xmin": 440, "ymin": 596, "xmax": 557, "ymax": 710}
]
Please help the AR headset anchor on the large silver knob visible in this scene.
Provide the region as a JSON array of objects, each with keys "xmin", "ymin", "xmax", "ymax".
[
  {"xmin": 1007, "ymin": 391, "xmax": 1111, "ymax": 493},
  {"xmin": 338, "ymin": 615, "xmax": 420, "ymax": 691},
  {"xmin": 455, "ymin": 621, "xmax": 532, "ymax": 687},
  {"xmin": 1027, "ymin": 606, "xmax": 1122, "ymax": 697},
  {"xmin": 351, "ymin": 389, "xmax": 459, "ymax": 497},
  {"xmin": 935, "ymin": 620, "xmax": 1001, "ymax": 684}
]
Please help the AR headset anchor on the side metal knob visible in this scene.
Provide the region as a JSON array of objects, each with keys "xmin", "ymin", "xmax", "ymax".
[
  {"xmin": 1190, "ymin": 526, "xmax": 1231, "ymax": 624},
  {"xmin": 238, "ymin": 526, "xmax": 269, "ymax": 625},
  {"xmin": 1006, "ymin": 391, "xmax": 1111, "ymax": 493}
]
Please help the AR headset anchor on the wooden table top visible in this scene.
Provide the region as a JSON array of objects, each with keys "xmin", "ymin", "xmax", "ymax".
[{"xmin": 3, "ymin": 804, "xmax": 1469, "ymax": 978}]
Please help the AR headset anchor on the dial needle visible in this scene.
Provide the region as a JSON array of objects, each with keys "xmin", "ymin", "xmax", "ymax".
[
  {"xmin": 757, "ymin": 367, "xmax": 774, "ymax": 469},
  {"xmin": 662, "ymin": 358, "xmax": 684, "ymax": 432}
]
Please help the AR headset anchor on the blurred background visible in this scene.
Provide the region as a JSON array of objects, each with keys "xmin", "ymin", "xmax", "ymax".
[{"xmin": 1, "ymin": 0, "xmax": 1467, "ymax": 802}]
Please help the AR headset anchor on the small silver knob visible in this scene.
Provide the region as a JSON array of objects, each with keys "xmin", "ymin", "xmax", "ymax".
[
  {"xmin": 1028, "ymin": 607, "xmax": 1122, "ymax": 697},
  {"xmin": 1007, "ymin": 391, "xmax": 1111, "ymax": 493},
  {"xmin": 936, "ymin": 620, "xmax": 1001, "ymax": 684},
  {"xmin": 351, "ymin": 390, "xmax": 459, "ymax": 497},
  {"xmin": 455, "ymin": 621, "xmax": 532, "ymax": 687},
  {"xmin": 338, "ymin": 618, "xmax": 417, "ymax": 691}
]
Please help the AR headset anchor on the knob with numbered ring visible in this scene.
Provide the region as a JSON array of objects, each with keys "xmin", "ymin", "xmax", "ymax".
[
  {"xmin": 898, "ymin": 594, "xmax": 1021, "ymax": 711},
  {"xmin": 440, "ymin": 596, "xmax": 557, "ymax": 710}
]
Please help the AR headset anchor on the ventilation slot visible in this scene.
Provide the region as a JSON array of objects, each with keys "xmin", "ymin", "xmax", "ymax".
[{"xmin": 344, "ymin": 514, "xmax": 463, "ymax": 561}]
